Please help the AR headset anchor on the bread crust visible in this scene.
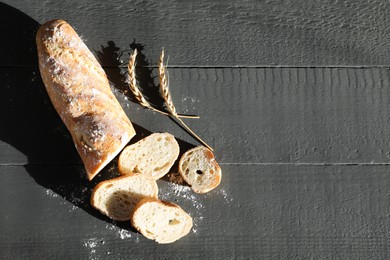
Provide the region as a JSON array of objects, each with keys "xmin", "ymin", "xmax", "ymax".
[{"xmin": 36, "ymin": 20, "xmax": 135, "ymax": 180}]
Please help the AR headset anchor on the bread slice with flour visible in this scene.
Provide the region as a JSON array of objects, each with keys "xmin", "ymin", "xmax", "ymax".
[
  {"xmin": 118, "ymin": 133, "xmax": 179, "ymax": 180},
  {"xmin": 131, "ymin": 198, "xmax": 193, "ymax": 244},
  {"xmin": 178, "ymin": 146, "xmax": 222, "ymax": 194},
  {"xmin": 91, "ymin": 174, "xmax": 158, "ymax": 221}
]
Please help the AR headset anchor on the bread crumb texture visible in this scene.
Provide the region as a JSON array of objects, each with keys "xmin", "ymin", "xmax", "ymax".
[
  {"xmin": 132, "ymin": 199, "xmax": 193, "ymax": 244},
  {"xmin": 118, "ymin": 133, "xmax": 179, "ymax": 179},
  {"xmin": 91, "ymin": 174, "xmax": 158, "ymax": 221},
  {"xmin": 179, "ymin": 146, "xmax": 222, "ymax": 193}
]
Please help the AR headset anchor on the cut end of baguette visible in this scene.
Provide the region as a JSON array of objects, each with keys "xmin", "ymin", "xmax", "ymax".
[
  {"xmin": 178, "ymin": 146, "xmax": 221, "ymax": 194},
  {"xmin": 86, "ymin": 131, "xmax": 133, "ymax": 181},
  {"xmin": 91, "ymin": 174, "xmax": 158, "ymax": 221},
  {"xmin": 118, "ymin": 133, "xmax": 179, "ymax": 180},
  {"xmin": 131, "ymin": 198, "xmax": 193, "ymax": 244}
]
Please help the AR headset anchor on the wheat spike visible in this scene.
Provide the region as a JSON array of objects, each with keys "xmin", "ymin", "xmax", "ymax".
[
  {"xmin": 128, "ymin": 49, "xmax": 154, "ymax": 110},
  {"xmin": 158, "ymin": 49, "xmax": 213, "ymax": 151},
  {"xmin": 158, "ymin": 49, "xmax": 177, "ymax": 116},
  {"xmin": 128, "ymin": 49, "xmax": 198, "ymax": 119}
]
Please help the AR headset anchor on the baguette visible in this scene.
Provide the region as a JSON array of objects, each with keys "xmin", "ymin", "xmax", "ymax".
[
  {"xmin": 118, "ymin": 133, "xmax": 179, "ymax": 180},
  {"xmin": 178, "ymin": 146, "xmax": 221, "ymax": 193},
  {"xmin": 91, "ymin": 174, "xmax": 158, "ymax": 221},
  {"xmin": 131, "ymin": 198, "xmax": 193, "ymax": 244},
  {"xmin": 36, "ymin": 20, "xmax": 135, "ymax": 180}
]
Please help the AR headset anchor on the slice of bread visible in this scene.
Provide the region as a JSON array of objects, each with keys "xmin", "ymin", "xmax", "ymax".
[
  {"xmin": 118, "ymin": 133, "xmax": 180, "ymax": 180},
  {"xmin": 90, "ymin": 174, "xmax": 158, "ymax": 221},
  {"xmin": 178, "ymin": 146, "xmax": 222, "ymax": 194},
  {"xmin": 131, "ymin": 198, "xmax": 193, "ymax": 244}
]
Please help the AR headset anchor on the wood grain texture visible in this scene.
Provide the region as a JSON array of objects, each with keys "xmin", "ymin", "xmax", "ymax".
[
  {"xmin": 2, "ymin": 67, "xmax": 390, "ymax": 165},
  {"xmin": 2, "ymin": 0, "xmax": 390, "ymax": 66},
  {"xmin": 2, "ymin": 1, "xmax": 390, "ymax": 258},
  {"xmin": 1, "ymin": 164, "xmax": 390, "ymax": 259}
]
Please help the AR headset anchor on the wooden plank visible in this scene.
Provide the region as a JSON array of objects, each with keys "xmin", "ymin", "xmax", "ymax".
[
  {"xmin": 2, "ymin": 67, "xmax": 390, "ymax": 164},
  {"xmin": 1, "ymin": 164, "xmax": 390, "ymax": 259},
  {"xmin": 2, "ymin": 0, "xmax": 390, "ymax": 67}
]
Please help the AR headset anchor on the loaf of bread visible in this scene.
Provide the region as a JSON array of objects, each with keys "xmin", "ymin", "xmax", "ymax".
[
  {"xmin": 118, "ymin": 133, "xmax": 179, "ymax": 180},
  {"xmin": 91, "ymin": 174, "xmax": 158, "ymax": 221},
  {"xmin": 178, "ymin": 146, "xmax": 221, "ymax": 193},
  {"xmin": 36, "ymin": 20, "xmax": 135, "ymax": 180},
  {"xmin": 131, "ymin": 198, "xmax": 193, "ymax": 243}
]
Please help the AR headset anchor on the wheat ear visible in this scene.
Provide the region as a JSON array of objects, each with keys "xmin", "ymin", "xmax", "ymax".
[
  {"xmin": 158, "ymin": 50, "xmax": 177, "ymax": 116},
  {"xmin": 128, "ymin": 49, "xmax": 198, "ymax": 119},
  {"xmin": 159, "ymin": 49, "xmax": 213, "ymax": 151}
]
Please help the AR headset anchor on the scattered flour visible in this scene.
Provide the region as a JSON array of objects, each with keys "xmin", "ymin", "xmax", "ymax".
[
  {"xmin": 45, "ymin": 189, "xmax": 59, "ymax": 198},
  {"xmin": 105, "ymin": 224, "xmax": 135, "ymax": 240},
  {"xmin": 181, "ymin": 96, "xmax": 199, "ymax": 113},
  {"xmin": 159, "ymin": 182, "xmax": 204, "ymax": 210},
  {"xmin": 59, "ymin": 200, "xmax": 78, "ymax": 212},
  {"xmin": 83, "ymin": 237, "xmax": 105, "ymax": 260},
  {"xmin": 45, "ymin": 186, "xmax": 90, "ymax": 212},
  {"xmin": 182, "ymin": 96, "xmax": 198, "ymax": 103},
  {"xmin": 218, "ymin": 189, "xmax": 233, "ymax": 204},
  {"xmin": 82, "ymin": 226, "xmax": 139, "ymax": 258}
]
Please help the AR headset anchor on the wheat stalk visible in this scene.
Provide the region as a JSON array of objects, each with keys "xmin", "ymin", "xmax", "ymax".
[
  {"xmin": 128, "ymin": 49, "xmax": 198, "ymax": 119},
  {"xmin": 159, "ymin": 49, "xmax": 213, "ymax": 151}
]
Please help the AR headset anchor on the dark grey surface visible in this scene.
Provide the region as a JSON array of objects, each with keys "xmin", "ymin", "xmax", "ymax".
[
  {"xmin": 1, "ymin": 165, "xmax": 390, "ymax": 259},
  {"xmin": 2, "ymin": 67, "xmax": 390, "ymax": 165},
  {"xmin": 2, "ymin": 0, "xmax": 390, "ymax": 67},
  {"xmin": 2, "ymin": 0, "xmax": 390, "ymax": 259}
]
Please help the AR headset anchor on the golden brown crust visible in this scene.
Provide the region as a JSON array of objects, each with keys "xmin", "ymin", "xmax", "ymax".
[{"xmin": 36, "ymin": 20, "xmax": 135, "ymax": 180}]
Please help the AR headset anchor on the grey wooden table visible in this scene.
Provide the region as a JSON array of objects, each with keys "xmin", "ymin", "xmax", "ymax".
[{"xmin": 1, "ymin": 0, "xmax": 390, "ymax": 259}]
